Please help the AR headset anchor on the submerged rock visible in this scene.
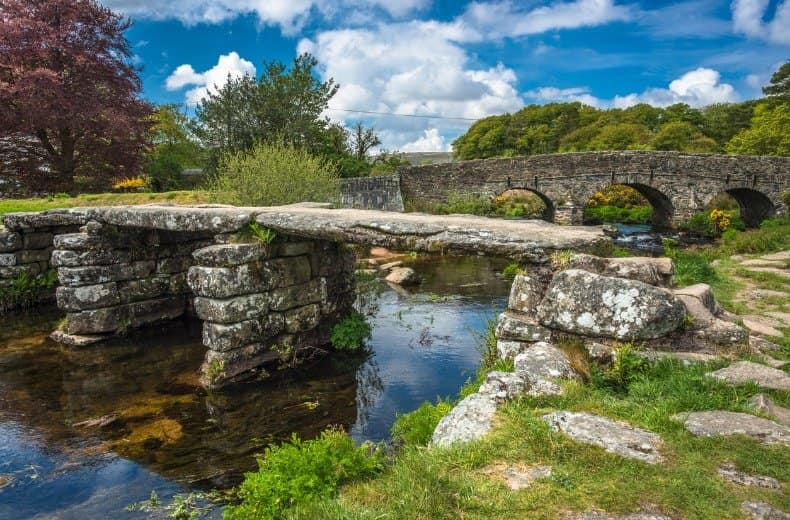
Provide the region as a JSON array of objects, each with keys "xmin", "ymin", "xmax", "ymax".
[
  {"xmin": 385, "ymin": 267, "xmax": 419, "ymax": 286},
  {"xmin": 542, "ymin": 411, "xmax": 664, "ymax": 464},
  {"xmin": 536, "ymin": 269, "xmax": 686, "ymax": 340}
]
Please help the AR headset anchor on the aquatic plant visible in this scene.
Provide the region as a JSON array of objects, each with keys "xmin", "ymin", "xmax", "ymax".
[{"xmin": 0, "ymin": 269, "xmax": 58, "ymax": 313}]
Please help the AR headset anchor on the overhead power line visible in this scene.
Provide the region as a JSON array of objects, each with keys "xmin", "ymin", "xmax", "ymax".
[{"xmin": 326, "ymin": 107, "xmax": 479, "ymax": 121}]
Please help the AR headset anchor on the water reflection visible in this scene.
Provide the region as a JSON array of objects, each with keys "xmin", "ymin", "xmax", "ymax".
[{"xmin": 0, "ymin": 255, "xmax": 509, "ymax": 518}]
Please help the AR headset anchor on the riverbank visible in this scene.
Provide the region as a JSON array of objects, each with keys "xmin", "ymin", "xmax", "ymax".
[{"xmin": 226, "ymin": 220, "xmax": 789, "ymax": 519}]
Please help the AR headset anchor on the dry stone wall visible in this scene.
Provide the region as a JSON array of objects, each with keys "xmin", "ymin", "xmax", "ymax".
[
  {"xmin": 340, "ymin": 175, "xmax": 404, "ymax": 212},
  {"xmin": 188, "ymin": 239, "xmax": 355, "ymax": 388}
]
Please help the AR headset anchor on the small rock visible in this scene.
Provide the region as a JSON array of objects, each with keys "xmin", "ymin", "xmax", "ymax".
[
  {"xmin": 514, "ymin": 342, "xmax": 579, "ymax": 381},
  {"xmin": 496, "ymin": 311, "xmax": 552, "ymax": 342},
  {"xmin": 431, "ymin": 393, "xmax": 498, "ymax": 447},
  {"xmin": 567, "ymin": 512, "xmax": 671, "ymax": 520},
  {"xmin": 754, "ymin": 354, "xmax": 786, "ymax": 369},
  {"xmin": 385, "ymin": 267, "xmax": 419, "ymax": 286},
  {"xmin": 527, "ymin": 378, "xmax": 564, "ymax": 397},
  {"xmin": 378, "ymin": 260, "xmax": 403, "ymax": 271},
  {"xmin": 0, "ymin": 474, "xmax": 15, "ymax": 490},
  {"xmin": 693, "ymin": 318, "xmax": 750, "ymax": 348},
  {"xmin": 507, "ymin": 273, "xmax": 547, "ymax": 314},
  {"xmin": 673, "ymin": 411, "xmax": 790, "ymax": 444},
  {"xmin": 478, "ymin": 371, "xmax": 527, "ymax": 403},
  {"xmin": 542, "ymin": 411, "xmax": 664, "ymax": 464},
  {"xmin": 482, "ymin": 464, "xmax": 552, "ymax": 490},
  {"xmin": 766, "ymin": 311, "xmax": 790, "ymax": 326},
  {"xmin": 707, "ymin": 361, "xmax": 790, "ymax": 391},
  {"xmin": 741, "ymin": 502, "xmax": 790, "ymax": 520},
  {"xmin": 369, "ymin": 247, "xmax": 392, "ymax": 257},
  {"xmin": 50, "ymin": 330, "xmax": 107, "ymax": 346},
  {"xmin": 587, "ymin": 342, "xmax": 616, "ymax": 364},
  {"xmin": 718, "ymin": 463, "xmax": 781, "ymax": 489},
  {"xmin": 742, "ymin": 316, "xmax": 783, "ymax": 338},
  {"xmin": 750, "ymin": 394, "xmax": 790, "ymax": 426}
]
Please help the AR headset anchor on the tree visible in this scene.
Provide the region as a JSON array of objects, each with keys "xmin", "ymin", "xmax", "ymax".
[
  {"xmin": 193, "ymin": 53, "xmax": 338, "ymax": 168},
  {"xmin": 649, "ymin": 121, "xmax": 717, "ymax": 152},
  {"xmin": 349, "ymin": 122, "xmax": 381, "ymax": 160},
  {"xmin": 726, "ymin": 102, "xmax": 790, "ymax": 156},
  {"xmin": 762, "ymin": 60, "xmax": 790, "ymax": 105},
  {"xmin": 0, "ymin": 0, "xmax": 152, "ymax": 192}
]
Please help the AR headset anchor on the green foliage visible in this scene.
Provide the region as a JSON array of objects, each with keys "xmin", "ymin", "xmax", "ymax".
[
  {"xmin": 648, "ymin": 121, "xmax": 717, "ymax": 152},
  {"xmin": 391, "ymin": 398, "xmax": 454, "ymax": 446},
  {"xmin": 718, "ymin": 218, "xmax": 790, "ymax": 254},
  {"xmin": 210, "ymin": 140, "xmax": 340, "ymax": 206},
  {"xmin": 434, "ymin": 192, "xmax": 495, "ymax": 216},
  {"xmin": 145, "ymin": 152, "xmax": 183, "ymax": 192},
  {"xmin": 235, "ymin": 222, "xmax": 277, "ymax": 244},
  {"xmin": 224, "ymin": 429, "xmax": 383, "ymax": 519},
  {"xmin": 725, "ymin": 102, "xmax": 790, "ymax": 156},
  {"xmin": 583, "ymin": 205, "xmax": 653, "ymax": 224},
  {"xmin": 492, "ymin": 191, "xmax": 546, "ymax": 218},
  {"xmin": 683, "ymin": 209, "xmax": 745, "ymax": 238},
  {"xmin": 593, "ymin": 343, "xmax": 649, "ymax": 391},
  {"xmin": 330, "ymin": 311, "xmax": 372, "ymax": 351},
  {"xmin": 762, "ymin": 60, "xmax": 790, "ymax": 105},
  {"xmin": 663, "ymin": 239, "xmax": 718, "ymax": 287},
  {"xmin": 501, "ymin": 262, "xmax": 524, "ymax": 281},
  {"xmin": 475, "ymin": 317, "xmax": 500, "ymax": 375},
  {"xmin": 0, "ymin": 269, "xmax": 58, "ymax": 313}
]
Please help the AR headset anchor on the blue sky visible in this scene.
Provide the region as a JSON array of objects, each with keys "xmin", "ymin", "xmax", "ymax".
[{"xmin": 104, "ymin": 0, "xmax": 790, "ymax": 151}]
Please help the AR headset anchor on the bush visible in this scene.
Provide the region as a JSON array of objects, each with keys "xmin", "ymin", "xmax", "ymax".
[
  {"xmin": 330, "ymin": 311, "xmax": 372, "ymax": 351},
  {"xmin": 583, "ymin": 205, "xmax": 652, "ymax": 224},
  {"xmin": 501, "ymin": 262, "xmax": 524, "ymax": 281},
  {"xmin": 391, "ymin": 399, "xmax": 454, "ymax": 446},
  {"xmin": 683, "ymin": 209, "xmax": 745, "ymax": 238},
  {"xmin": 210, "ymin": 140, "xmax": 340, "ymax": 206},
  {"xmin": 435, "ymin": 192, "xmax": 494, "ymax": 216},
  {"xmin": 225, "ymin": 429, "xmax": 383, "ymax": 519},
  {"xmin": 145, "ymin": 153, "xmax": 183, "ymax": 192}
]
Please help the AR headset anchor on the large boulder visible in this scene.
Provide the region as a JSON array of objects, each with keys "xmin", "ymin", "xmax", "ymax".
[
  {"xmin": 514, "ymin": 342, "xmax": 579, "ymax": 381},
  {"xmin": 568, "ymin": 253, "xmax": 674, "ymax": 287},
  {"xmin": 507, "ymin": 273, "xmax": 547, "ymax": 313},
  {"xmin": 536, "ymin": 269, "xmax": 686, "ymax": 340},
  {"xmin": 431, "ymin": 393, "xmax": 498, "ymax": 447}
]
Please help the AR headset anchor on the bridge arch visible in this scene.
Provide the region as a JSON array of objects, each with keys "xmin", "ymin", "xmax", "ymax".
[
  {"xmin": 721, "ymin": 188, "xmax": 775, "ymax": 227},
  {"xmin": 582, "ymin": 183, "xmax": 674, "ymax": 229},
  {"xmin": 495, "ymin": 188, "xmax": 555, "ymax": 222}
]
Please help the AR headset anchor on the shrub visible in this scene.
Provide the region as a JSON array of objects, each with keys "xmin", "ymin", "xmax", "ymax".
[
  {"xmin": 331, "ymin": 311, "xmax": 372, "ymax": 351},
  {"xmin": 112, "ymin": 176, "xmax": 146, "ymax": 191},
  {"xmin": 225, "ymin": 429, "xmax": 383, "ymax": 519},
  {"xmin": 145, "ymin": 153, "xmax": 183, "ymax": 192},
  {"xmin": 592, "ymin": 342, "xmax": 648, "ymax": 391},
  {"xmin": 501, "ymin": 262, "xmax": 524, "ymax": 281},
  {"xmin": 583, "ymin": 204, "xmax": 653, "ymax": 224},
  {"xmin": 492, "ymin": 191, "xmax": 546, "ymax": 219},
  {"xmin": 683, "ymin": 209, "xmax": 745, "ymax": 238},
  {"xmin": 435, "ymin": 192, "xmax": 494, "ymax": 216},
  {"xmin": 210, "ymin": 140, "xmax": 340, "ymax": 206},
  {"xmin": 391, "ymin": 399, "xmax": 454, "ymax": 446}
]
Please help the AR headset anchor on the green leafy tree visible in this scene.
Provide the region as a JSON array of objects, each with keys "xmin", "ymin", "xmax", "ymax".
[
  {"xmin": 726, "ymin": 102, "xmax": 790, "ymax": 156},
  {"xmin": 588, "ymin": 123, "xmax": 650, "ymax": 150},
  {"xmin": 193, "ymin": 53, "xmax": 338, "ymax": 169},
  {"xmin": 649, "ymin": 121, "xmax": 717, "ymax": 152},
  {"xmin": 762, "ymin": 60, "xmax": 790, "ymax": 105},
  {"xmin": 144, "ymin": 104, "xmax": 202, "ymax": 191},
  {"xmin": 700, "ymin": 102, "xmax": 757, "ymax": 150}
]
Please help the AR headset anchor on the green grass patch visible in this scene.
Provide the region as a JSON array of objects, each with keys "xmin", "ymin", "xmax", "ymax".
[
  {"xmin": 0, "ymin": 191, "xmax": 213, "ymax": 217},
  {"xmin": 391, "ymin": 399, "xmax": 455, "ymax": 447},
  {"xmin": 286, "ymin": 359, "xmax": 788, "ymax": 519}
]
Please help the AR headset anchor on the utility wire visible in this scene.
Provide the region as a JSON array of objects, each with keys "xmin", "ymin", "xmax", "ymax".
[{"xmin": 326, "ymin": 107, "xmax": 479, "ymax": 121}]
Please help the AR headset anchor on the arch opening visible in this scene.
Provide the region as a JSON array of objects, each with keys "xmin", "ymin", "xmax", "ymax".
[
  {"xmin": 494, "ymin": 188, "xmax": 554, "ymax": 222},
  {"xmin": 583, "ymin": 184, "xmax": 673, "ymax": 229},
  {"xmin": 724, "ymin": 188, "xmax": 775, "ymax": 228}
]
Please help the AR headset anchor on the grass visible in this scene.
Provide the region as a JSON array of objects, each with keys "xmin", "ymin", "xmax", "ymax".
[
  {"xmin": 285, "ymin": 359, "xmax": 789, "ymax": 519},
  {"xmin": 0, "ymin": 191, "xmax": 213, "ymax": 217}
]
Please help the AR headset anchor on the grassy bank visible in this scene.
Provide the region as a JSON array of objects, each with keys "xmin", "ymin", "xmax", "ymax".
[
  {"xmin": 0, "ymin": 191, "xmax": 213, "ymax": 218},
  {"xmin": 583, "ymin": 204, "xmax": 653, "ymax": 225},
  {"xmin": 223, "ymin": 218, "xmax": 789, "ymax": 519}
]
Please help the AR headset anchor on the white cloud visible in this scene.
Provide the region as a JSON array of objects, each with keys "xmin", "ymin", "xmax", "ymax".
[
  {"xmin": 401, "ymin": 129, "xmax": 449, "ymax": 152},
  {"xmin": 103, "ymin": 0, "xmax": 430, "ymax": 33},
  {"xmin": 165, "ymin": 52, "xmax": 256, "ymax": 105},
  {"xmin": 457, "ymin": 0, "xmax": 632, "ymax": 41},
  {"xmin": 731, "ymin": 0, "xmax": 790, "ymax": 45},
  {"xmin": 613, "ymin": 68, "xmax": 738, "ymax": 108},
  {"xmin": 524, "ymin": 86, "xmax": 604, "ymax": 107},
  {"xmin": 300, "ymin": 22, "xmax": 524, "ymax": 150}
]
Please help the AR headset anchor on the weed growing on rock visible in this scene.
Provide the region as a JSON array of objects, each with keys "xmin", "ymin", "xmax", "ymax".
[
  {"xmin": 501, "ymin": 262, "xmax": 524, "ymax": 281},
  {"xmin": 331, "ymin": 311, "xmax": 372, "ymax": 351}
]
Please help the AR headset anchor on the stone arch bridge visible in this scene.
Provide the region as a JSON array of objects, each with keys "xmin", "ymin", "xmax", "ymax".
[
  {"xmin": 0, "ymin": 204, "xmax": 605, "ymax": 388},
  {"xmin": 345, "ymin": 151, "xmax": 789, "ymax": 227}
]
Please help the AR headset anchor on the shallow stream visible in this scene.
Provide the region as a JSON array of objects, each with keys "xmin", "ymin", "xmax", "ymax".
[{"xmin": 0, "ymin": 255, "xmax": 509, "ymax": 519}]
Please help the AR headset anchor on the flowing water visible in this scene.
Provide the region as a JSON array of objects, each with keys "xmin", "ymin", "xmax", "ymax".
[
  {"xmin": 612, "ymin": 223, "xmax": 711, "ymax": 254},
  {"xmin": 0, "ymin": 255, "xmax": 510, "ymax": 519}
]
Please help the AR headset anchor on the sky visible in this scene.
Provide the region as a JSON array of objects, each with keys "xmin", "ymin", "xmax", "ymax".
[{"xmin": 104, "ymin": 0, "xmax": 790, "ymax": 152}]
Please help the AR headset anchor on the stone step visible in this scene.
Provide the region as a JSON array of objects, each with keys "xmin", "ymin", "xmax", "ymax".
[{"xmin": 707, "ymin": 361, "xmax": 790, "ymax": 391}]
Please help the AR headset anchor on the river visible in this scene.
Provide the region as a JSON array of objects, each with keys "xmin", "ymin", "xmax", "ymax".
[{"xmin": 0, "ymin": 255, "xmax": 509, "ymax": 519}]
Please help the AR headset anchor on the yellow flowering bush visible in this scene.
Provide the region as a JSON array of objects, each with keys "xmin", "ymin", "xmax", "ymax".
[
  {"xmin": 709, "ymin": 209, "xmax": 731, "ymax": 233},
  {"xmin": 112, "ymin": 177, "xmax": 146, "ymax": 191}
]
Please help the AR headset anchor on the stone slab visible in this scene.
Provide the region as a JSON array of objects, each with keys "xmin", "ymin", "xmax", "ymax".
[
  {"xmin": 673, "ymin": 411, "xmax": 790, "ymax": 444},
  {"xmin": 542, "ymin": 411, "xmax": 664, "ymax": 464},
  {"xmin": 718, "ymin": 463, "xmax": 781, "ymax": 489},
  {"xmin": 750, "ymin": 394, "xmax": 790, "ymax": 426},
  {"xmin": 708, "ymin": 361, "xmax": 790, "ymax": 391},
  {"xmin": 741, "ymin": 502, "xmax": 790, "ymax": 520}
]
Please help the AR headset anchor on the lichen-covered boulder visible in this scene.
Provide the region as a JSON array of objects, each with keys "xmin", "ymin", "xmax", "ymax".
[
  {"xmin": 507, "ymin": 273, "xmax": 546, "ymax": 313},
  {"xmin": 431, "ymin": 393, "xmax": 498, "ymax": 447},
  {"xmin": 478, "ymin": 371, "xmax": 527, "ymax": 402},
  {"xmin": 514, "ymin": 342, "xmax": 579, "ymax": 381},
  {"xmin": 568, "ymin": 254, "xmax": 674, "ymax": 287},
  {"xmin": 536, "ymin": 269, "xmax": 686, "ymax": 340},
  {"xmin": 496, "ymin": 311, "xmax": 552, "ymax": 342}
]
